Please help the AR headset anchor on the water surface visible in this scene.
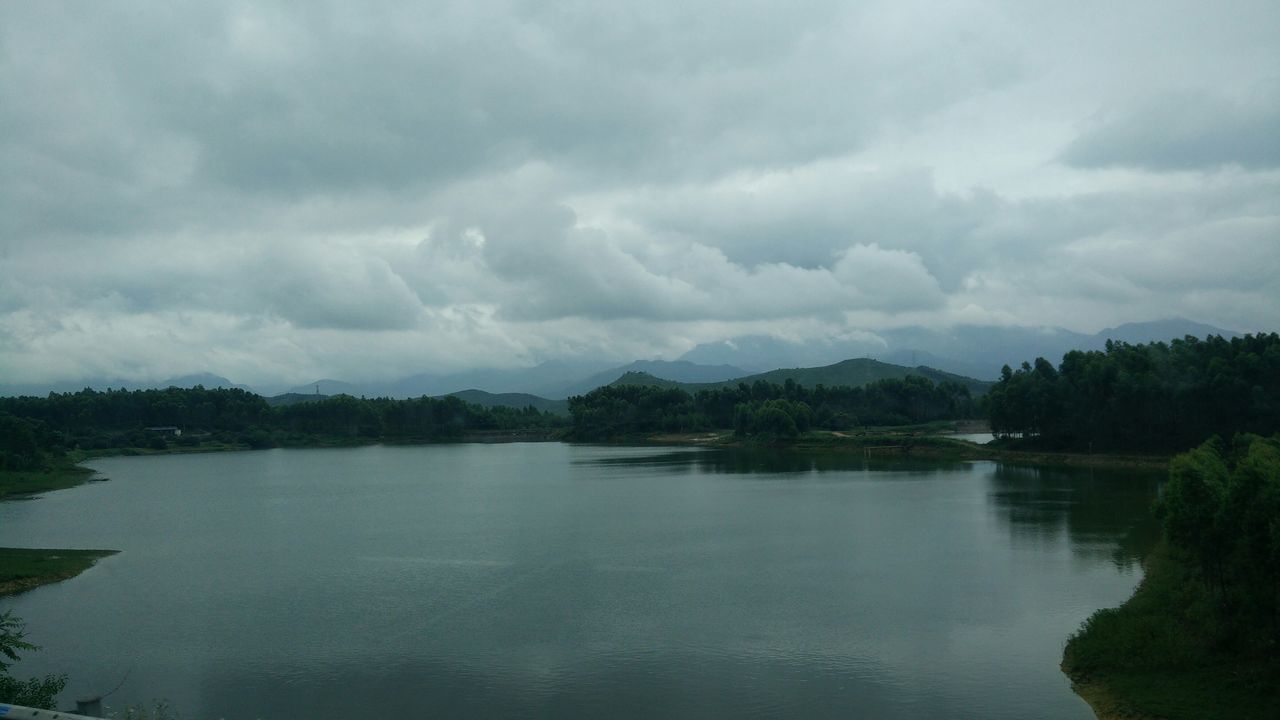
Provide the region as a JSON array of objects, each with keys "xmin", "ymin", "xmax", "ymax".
[{"xmin": 0, "ymin": 444, "xmax": 1159, "ymax": 719}]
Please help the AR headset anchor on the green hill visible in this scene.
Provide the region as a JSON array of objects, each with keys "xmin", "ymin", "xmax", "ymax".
[
  {"xmin": 266, "ymin": 392, "xmax": 331, "ymax": 407},
  {"xmin": 609, "ymin": 358, "xmax": 991, "ymax": 396},
  {"xmin": 447, "ymin": 389, "xmax": 569, "ymax": 416}
]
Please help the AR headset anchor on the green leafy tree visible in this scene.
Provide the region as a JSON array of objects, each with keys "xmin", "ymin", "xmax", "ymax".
[
  {"xmin": 1158, "ymin": 435, "xmax": 1280, "ymax": 646},
  {"xmin": 0, "ymin": 610, "xmax": 68, "ymax": 709}
]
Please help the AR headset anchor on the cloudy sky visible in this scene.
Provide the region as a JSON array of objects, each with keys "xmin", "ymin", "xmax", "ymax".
[{"xmin": 2, "ymin": 0, "xmax": 1277, "ymax": 386}]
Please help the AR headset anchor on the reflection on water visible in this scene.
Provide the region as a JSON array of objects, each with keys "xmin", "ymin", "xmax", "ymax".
[
  {"xmin": 948, "ymin": 432, "xmax": 996, "ymax": 444},
  {"xmin": 587, "ymin": 449, "xmax": 1163, "ymax": 569},
  {"xmin": 987, "ymin": 463, "xmax": 1162, "ymax": 568},
  {"xmin": 582, "ymin": 447, "xmax": 970, "ymax": 475}
]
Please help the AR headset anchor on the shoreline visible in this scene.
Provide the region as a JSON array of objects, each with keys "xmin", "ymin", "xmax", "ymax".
[
  {"xmin": 1063, "ymin": 672, "xmax": 1163, "ymax": 720},
  {"xmin": 0, "ymin": 548, "xmax": 118, "ymax": 598},
  {"xmin": 4, "ymin": 421, "xmax": 1170, "ymax": 482}
]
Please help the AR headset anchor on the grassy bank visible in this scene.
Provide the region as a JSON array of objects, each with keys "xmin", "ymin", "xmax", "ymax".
[
  {"xmin": 0, "ymin": 547, "xmax": 118, "ymax": 597},
  {"xmin": 1062, "ymin": 542, "xmax": 1280, "ymax": 720},
  {"xmin": 1, "ymin": 467, "xmax": 117, "ymax": 597},
  {"xmin": 0, "ymin": 465, "xmax": 95, "ymax": 500}
]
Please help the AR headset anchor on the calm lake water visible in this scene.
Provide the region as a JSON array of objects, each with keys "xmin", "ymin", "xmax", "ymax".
[{"xmin": 0, "ymin": 444, "xmax": 1160, "ymax": 719}]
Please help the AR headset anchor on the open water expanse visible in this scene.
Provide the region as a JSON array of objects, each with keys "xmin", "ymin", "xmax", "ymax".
[{"xmin": 0, "ymin": 444, "xmax": 1161, "ymax": 719}]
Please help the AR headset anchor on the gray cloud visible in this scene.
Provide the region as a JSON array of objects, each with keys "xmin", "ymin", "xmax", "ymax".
[
  {"xmin": 1, "ymin": 0, "xmax": 1278, "ymax": 386},
  {"xmin": 1061, "ymin": 86, "xmax": 1280, "ymax": 171}
]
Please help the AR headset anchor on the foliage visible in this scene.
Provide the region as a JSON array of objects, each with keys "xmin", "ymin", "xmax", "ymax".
[
  {"xmin": 0, "ymin": 673, "xmax": 69, "ymax": 709},
  {"xmin": 0, "ymin": 414, "xmax": 52, "ymax": 471},
  {"xmin": 1063, "ymin": 542, "xmax": 1279, "ymax": 720},
  {"xmin": 0, "ymin": 610, "xmax": 36, "ymax": 672},
  {"xmin": 1157, "ymin": 434, "xmax": 1280, "ymax": 644},
  {"xmin": 0, "ymin": 610, "xmax": 67, "ymax": 709},
  {"xmin": 568, "ymin": 376, "xmax": 976, "ymax": 440},
  {"xmin": 986, "ymin": 333, "xmax": 1280, "ymax": 452}
]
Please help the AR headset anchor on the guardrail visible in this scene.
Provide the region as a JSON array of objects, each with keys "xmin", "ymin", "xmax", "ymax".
[{"xmin": 0, "ymin": 702, "xmax": 101, "ymax": 719}]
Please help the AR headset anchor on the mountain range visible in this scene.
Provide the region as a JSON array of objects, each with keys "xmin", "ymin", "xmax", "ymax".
[
  {"xmin": 0, "ymin": 318, "xmax": 1244, "ymax": 401},
  {"xmin": 610, "ymin": 358, "xmax": 992, "ymax": 396}
]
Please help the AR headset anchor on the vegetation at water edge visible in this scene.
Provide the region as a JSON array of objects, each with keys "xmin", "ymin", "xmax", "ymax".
[
  {"xmin": 1062, "ymin": 434, "xmax": 1280, "ymax": 719},
  {"xmin": 0, "ymin": 548, "xmax": 118, "ymax": 598}
]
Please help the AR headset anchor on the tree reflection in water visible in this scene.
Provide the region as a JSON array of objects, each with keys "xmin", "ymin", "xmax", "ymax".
[{"xmin": 987, "ymin": 463, "xmax": 1162, "ymax": 569}]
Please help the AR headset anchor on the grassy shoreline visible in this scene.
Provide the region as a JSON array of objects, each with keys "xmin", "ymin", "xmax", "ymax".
[
  {"xmin": 0, "ymin": 547, "xmax": 118, "ymax": 598},
  {"xmin": 0, "ymin": 465, "xmax": 96, "ymax": 501}
]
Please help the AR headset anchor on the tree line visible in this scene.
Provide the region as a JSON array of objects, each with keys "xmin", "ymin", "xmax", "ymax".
[
  {"xmin": 985, "ymin": 333, "xmax": 1280, "ymax": 452},
  {"xmin": 0, "ymin": 386, "xmax": 566, "ymax": 467},
  {"xmin": 568, "ymin": 375, "xmax": 978, "ymax": 440}
]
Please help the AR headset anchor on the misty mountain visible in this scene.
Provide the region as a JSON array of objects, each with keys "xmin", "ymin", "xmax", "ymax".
[
  {"xmin": 612, "ymin": 358, "xmax": 991, "ymax": 396},
  {"xmin": 160, "ymin": 373, "xmax": 255, "ymax": 391},
  {"xmin": 287, "ymin": 379, "xmax": 364, "ymax": 397},
  {"xmin": 1093, "ymin": 319, "xmax": 1240, "ymax": 346},
  {"xmin": 0, "ymin": 372, "xmax": 253, "ymax": 398},
  {"xmin": 679, "ymin": 335, "xmax": 887, "ymax": 374},
  {"xmin": 287, "ymin": 360, "xmax": 617, "ymax": 399},
  {"xmin": 2, "ymin": 318, "xmax": 1241, "ymax": 399}
]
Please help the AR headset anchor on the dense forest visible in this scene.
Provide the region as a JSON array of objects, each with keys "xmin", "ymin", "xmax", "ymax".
[
  {"xmin": 985, "ymin": 333, "xmax": 1280, "ymax": 452},
  {"xmin": 568, "ymin": 375, "xmax": 978, "ymax": 440},
  {"xmin": 0, "ymin": 387, "xmax": 565, "ymax": 470}
]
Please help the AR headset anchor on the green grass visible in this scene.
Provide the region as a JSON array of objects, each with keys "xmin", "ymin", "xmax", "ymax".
[
  {"xmin": 0, "ymin": 547, "xmax": 118, "ymax": 597},
  {"xmin": 1062, "ymin": 543, "xmax": 1280, "ymax": 719},
  {"xmin": 0, "ymin": 465, "xmax": 94, "ymax": 500}
]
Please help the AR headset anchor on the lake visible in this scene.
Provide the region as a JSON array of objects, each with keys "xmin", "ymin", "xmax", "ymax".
[{"xmin": 0, "ymin": 444, "xmax": 1160, "ymax": 719}]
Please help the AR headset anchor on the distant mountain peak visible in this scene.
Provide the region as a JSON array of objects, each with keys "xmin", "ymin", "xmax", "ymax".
[
  {"xmin": 161, "ymin": 372, "xmax": 240, "ymax": 388},
  {"xmin": 1094, "ymin": 318, "xmax": 1239, "ymax": 343}
]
